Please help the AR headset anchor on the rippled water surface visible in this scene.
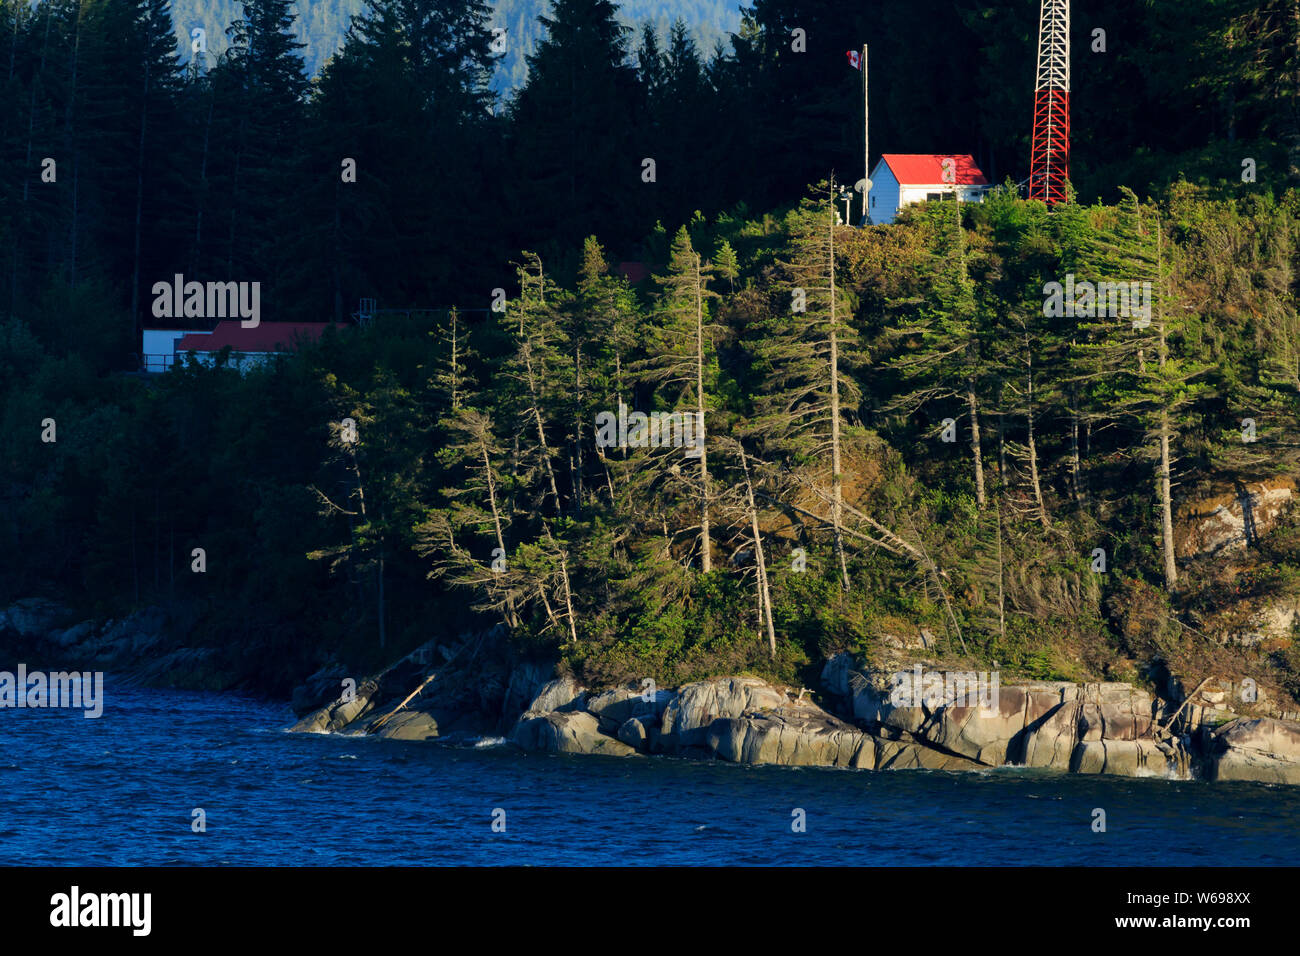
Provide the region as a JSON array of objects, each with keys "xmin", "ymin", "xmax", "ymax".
[{"xmin": 2, "ymin": 682, "xmax": 1298, "ymax": 865}]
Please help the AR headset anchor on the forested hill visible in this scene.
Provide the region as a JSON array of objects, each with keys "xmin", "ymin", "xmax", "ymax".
[
  {"xmin": 170, "ymin": 0, "xmax": 741, "ymax": 90},
  {"xmin": 5, "ymin": 0, "xmax": 1300, "ymax": 705}
]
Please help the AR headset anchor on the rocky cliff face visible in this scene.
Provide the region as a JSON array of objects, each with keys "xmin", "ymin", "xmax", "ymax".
[
  {"xmin": 1175, "ymin": 478, "xmax": 1295, "ymax": 559},
  {"xmin": 1205, "ymin": 717, "xmax": 1300, "ymax": 785},
  {"xmin": 818, "ymin": 657, "xmax": 1195, "ymax": 777}
]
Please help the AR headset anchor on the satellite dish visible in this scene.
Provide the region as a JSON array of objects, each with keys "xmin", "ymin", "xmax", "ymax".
[{"xmin": 855, "ymin": 178, "xmax": 871, "ymax": 193}]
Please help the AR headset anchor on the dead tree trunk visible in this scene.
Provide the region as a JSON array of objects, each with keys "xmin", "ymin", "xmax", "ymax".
[
  {"xmin": 694, "ymin": 253, "xmax": 713, "ymax": 573},
  {"xmin": 1024, "ymin": 343, "xmax": 1049, "ymax": 527},
  {"xmin": 522, "ymin": 342, "xmax": 562, "ymax": 514},
  {"xmin": 1069, "ymin": 375, "xmax": 1084, "ymax": 508},
  {"xmin": 740, "ymin": 446, "xmax": 777, "ymax": 658},
  {"xmin": 480, "ymin": 440, "xmax": 519, "ymax": 630},
  {"xmin": 828, "ymin": 192, "xmax": 850, "ymax": 590},
  {"xmin": 1155, "ymin": 223, "xmax": 1178, "ymax": 591},
  {"xmin": 967, "ymin": 378, "xmax": 986, "ymax": 507}
]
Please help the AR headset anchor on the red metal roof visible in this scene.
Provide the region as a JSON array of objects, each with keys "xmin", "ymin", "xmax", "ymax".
[
  {"xmin": 881, "ymin": 154, "xmax": 989, "ymax": 186},
  {"xmin": 175, "ymin": 321, "xmax": 344, "ymax": 353}
]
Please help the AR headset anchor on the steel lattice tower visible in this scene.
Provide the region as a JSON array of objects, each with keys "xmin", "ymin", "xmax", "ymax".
[{"xmin": 1028, "ymin": 0, "xmax": 1070, "ymax": 204}]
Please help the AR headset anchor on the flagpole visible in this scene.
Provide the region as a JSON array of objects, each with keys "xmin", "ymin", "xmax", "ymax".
[{"xmin": 862, "ymin": 43, "xmax": 869, "ymax": 223}]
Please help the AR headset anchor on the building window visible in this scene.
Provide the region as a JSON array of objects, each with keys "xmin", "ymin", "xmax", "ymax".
[
  {"xmin": 871, "ymin": 196, "xmax": 876, "ymax": 208},
  {"xmin": 926, "ymin": 192, "xmax": 942, "ymax": 202}
]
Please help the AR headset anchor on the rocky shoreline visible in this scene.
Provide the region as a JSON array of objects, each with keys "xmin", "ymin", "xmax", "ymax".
[
  {"xmin": 0, "ymin": 599, "xmax": 231, "ymax": 689},
  {"xmin": 513, "ymin": 666, "xmax": 1300, "ymax": 785},
  {"xmin": 6, "ymin": 596, "xmax": 1300, "ymax": 785},
  {"xmin": 287, "ymin": 632, "xmax": 1300, "ymax": 785}
]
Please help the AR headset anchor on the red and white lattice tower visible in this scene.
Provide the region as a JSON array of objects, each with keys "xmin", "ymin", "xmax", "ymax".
[{"xmin": 1028, "ymin": 0, "xmax": 1070, "ymax": 204}]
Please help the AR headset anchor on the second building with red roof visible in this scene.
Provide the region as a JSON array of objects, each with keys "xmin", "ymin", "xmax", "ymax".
[{"xmin": 866, "ymin": 153, "xmax": 991, "ymax": 224}]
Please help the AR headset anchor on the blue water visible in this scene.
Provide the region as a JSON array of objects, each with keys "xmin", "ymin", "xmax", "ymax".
[{"xmin": 2, "ymin": 681, "xmax": 1298, "ymax": 865}]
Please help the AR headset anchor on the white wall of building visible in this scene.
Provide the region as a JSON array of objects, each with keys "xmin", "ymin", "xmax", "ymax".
[{"xmin": 899, "ymin": 184, "xmax": 988, "ymax": 208}]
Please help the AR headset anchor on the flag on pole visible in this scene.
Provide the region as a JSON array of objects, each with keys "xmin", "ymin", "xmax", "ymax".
[{"xmin": 845, "ymin": 49, "xmax": 861, "ymax": 70}]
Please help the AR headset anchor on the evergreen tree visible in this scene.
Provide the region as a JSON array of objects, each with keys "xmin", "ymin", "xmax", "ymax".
[
  {"xmin": 749, "ymin": 180, "xmax": 861, "ymax": 590},
  {"xmin": 509, "ymin": 0, "xmax": 641, "ymax": 252},
  {"xmin": 1071, "ymin": 188, "xmax": 1213, "ymax": 590},
  {"xmin": 288, "ymin": 0, "xmax": 503, "ymax": 313},
  {"xmin": 884, "ymin": 200, "xmax": 989, "ymax": 509},
  {"xmin": 418, "ymin": 406, "xmax": 521, "ymax": 629},
  {"xmin": 636, "ymin": 20, "xmax": 663, "ymax": 104},
  {"xmin": 501, "ymin": 252, "xmax": 569, "ymax": 515},
  {"xmin": 634, "ymin": 225, "xmax": 721, "ymax": 572},
  {"xmin": 713, "ymin": 238, "xmax": 739, "ymax": 293},
  {"xmin": 212, "ymin": 0, "xmax": 308, "ymax": 300}
]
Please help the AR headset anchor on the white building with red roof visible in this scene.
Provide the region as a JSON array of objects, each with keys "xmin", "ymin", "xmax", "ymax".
[
  {"xmin": 143, "ymin": 321, "xmax": 345, "ymax": 373},
  {"xmin": 866, "ymin": 153, "xmax": 991, "ymax": 224}
]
